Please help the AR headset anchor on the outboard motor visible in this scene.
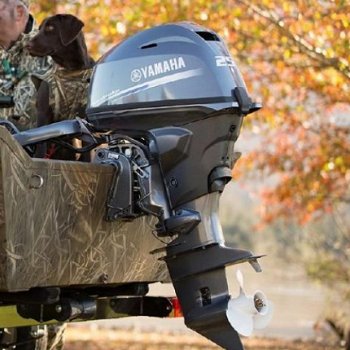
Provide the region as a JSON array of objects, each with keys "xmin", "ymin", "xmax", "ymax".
[
  {"xmin": 86, "ymin": 22, "xmax": 265, "ymax": 349},
  {"xmin": 3, "ymin": 22, "xmax": 270, "ymax": 350}
]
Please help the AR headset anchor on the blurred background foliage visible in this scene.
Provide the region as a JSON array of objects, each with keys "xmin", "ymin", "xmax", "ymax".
[{"xmin": 31, "ymin": 0, "xmax": 350, "ymax": 344}]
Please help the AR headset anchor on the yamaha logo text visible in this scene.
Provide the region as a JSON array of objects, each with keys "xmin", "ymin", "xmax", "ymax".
[{"xmin": 131, "ymin": 57, "xmax": 186, "ymax": 83}]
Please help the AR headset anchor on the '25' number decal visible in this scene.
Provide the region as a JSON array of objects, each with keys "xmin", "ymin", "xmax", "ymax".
[{"xmin": 215, "ymin": 56, "xmax": 235, "ymax": 67}]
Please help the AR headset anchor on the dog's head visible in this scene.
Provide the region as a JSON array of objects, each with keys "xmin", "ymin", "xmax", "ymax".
[{"xmin": 27, "ymin": 14, "xmax": 84, "ymax": 57}]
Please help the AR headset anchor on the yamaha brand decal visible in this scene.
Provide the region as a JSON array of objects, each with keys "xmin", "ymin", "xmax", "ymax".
[{"xmin": 131, "ymin": 57, "xmax": 186, "ymax": 83}]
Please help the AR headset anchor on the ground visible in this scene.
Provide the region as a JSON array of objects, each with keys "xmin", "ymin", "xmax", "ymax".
[{"xmin": 64, "ymin": 326, "xmax": 342, "ymax": 350}]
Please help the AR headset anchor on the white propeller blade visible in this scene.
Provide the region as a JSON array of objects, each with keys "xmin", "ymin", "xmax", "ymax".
[{"xmin": 226, "ymin": 270, "xmax": 273, "ymax": 336}]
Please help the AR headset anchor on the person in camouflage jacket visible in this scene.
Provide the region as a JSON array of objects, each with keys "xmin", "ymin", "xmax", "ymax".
[{"xmin": 0, "ymin": 0, "xmax": 54, "ymax": 130}]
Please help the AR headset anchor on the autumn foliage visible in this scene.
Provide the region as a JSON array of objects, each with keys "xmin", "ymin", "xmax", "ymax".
[{"xmin": 31, "ymin": 0, "xmax": 350, "ymax": 224}]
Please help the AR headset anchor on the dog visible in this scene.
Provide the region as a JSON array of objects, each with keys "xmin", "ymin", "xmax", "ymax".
[{"xmin": 27, "ymin": 14, "xmax": 95, "ymax": 159}]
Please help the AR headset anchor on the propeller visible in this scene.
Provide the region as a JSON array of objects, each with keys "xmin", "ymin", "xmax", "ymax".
[{"xmin": 226, "ymin": 270, "xmax": 273, "ymax": 337}]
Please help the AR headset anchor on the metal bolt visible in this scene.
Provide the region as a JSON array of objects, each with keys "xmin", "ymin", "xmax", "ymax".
[
  {"xmin": 170, "ymin": 178, "xmax": 178, "ymax": 187},
  {"xmin": 254, "ymin": 297, "xmax": 265, "ymax": 312},
  {"xmin": 30, "ymin": 328, "xmax": 45, "ymax": 338},
  {"xmin": 97, "ymin": 151, "xmax": 105, "ymax": 159},
  {"xmin": 55, "ymin": 305, "xmax": 62, "ymax": 313},
  {"xmin": 29, "ymin": 174, "xmax": 44, "ymax": 189}
]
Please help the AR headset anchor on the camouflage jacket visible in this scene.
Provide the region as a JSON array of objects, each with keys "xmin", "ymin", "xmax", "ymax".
[
  {"xmin": 46, "ymin": 67, "xmax": 92, "ymax": 122},
  {"xmin": 0, "ymin": 17, "xmax": 54, "ymax": 130}
]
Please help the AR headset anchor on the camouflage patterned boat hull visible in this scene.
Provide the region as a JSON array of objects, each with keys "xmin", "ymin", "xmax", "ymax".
[{"xmin": 0, "ymin": 127, "xmax": 168, "ymax": 292}]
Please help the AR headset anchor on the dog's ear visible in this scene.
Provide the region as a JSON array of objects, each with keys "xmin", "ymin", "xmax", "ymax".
[{"xmin": 57, "ymin": 14, "xmax": 84, "ymax": 46}]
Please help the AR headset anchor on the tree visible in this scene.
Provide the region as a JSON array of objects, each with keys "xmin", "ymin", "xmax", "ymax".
[{"xmin": 228, "ymin": 0, "xmax": 350, "ymax": 225}]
